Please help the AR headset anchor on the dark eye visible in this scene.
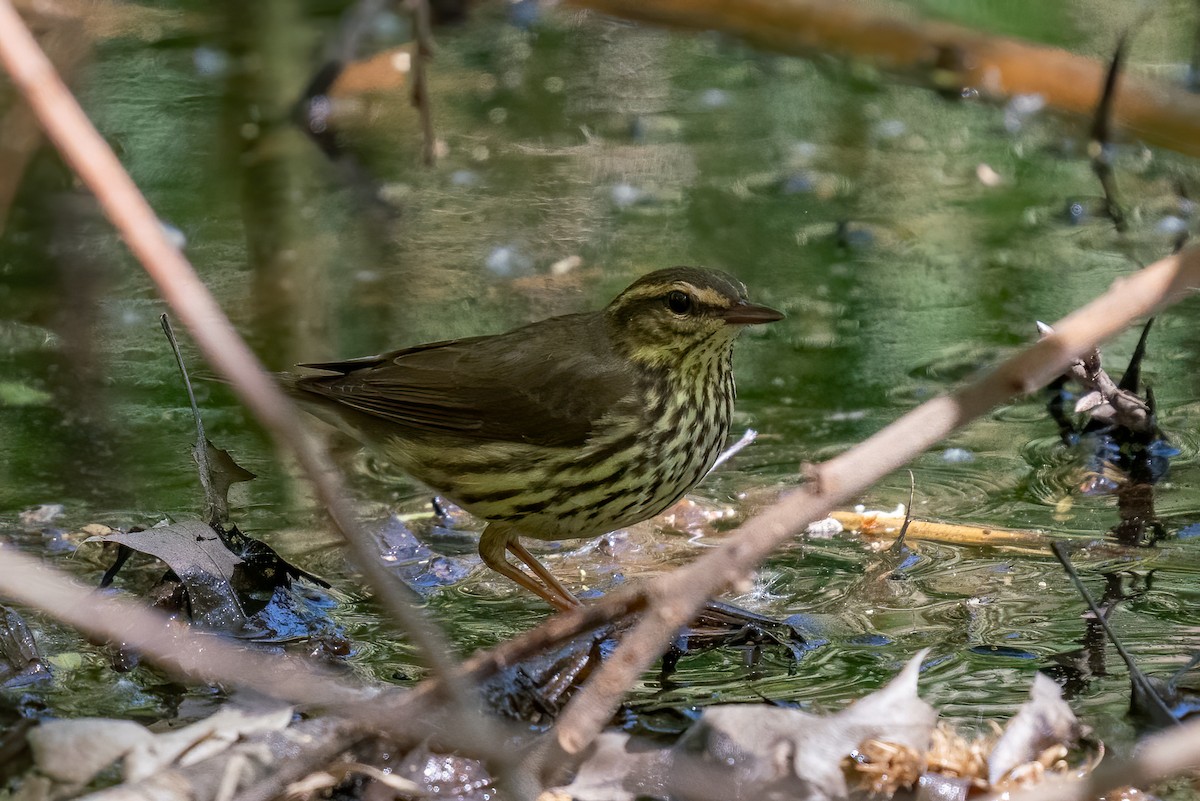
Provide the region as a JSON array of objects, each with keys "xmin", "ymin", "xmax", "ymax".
[{"xmin": 666, "ymin": 290, "xmax": 693, "ymax": 315}]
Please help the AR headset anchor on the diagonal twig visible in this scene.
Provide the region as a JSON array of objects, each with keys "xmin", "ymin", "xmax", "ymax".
[
  {"xmin": 1089, "ymin": 31, "xmax": 1132, "ymax": 232},
  {"xmin": 0, "ymin": 0, "xmax": 499, "ymax": 761},
  {"xmin": 1050, "ymin": 541, "xmax": 1176, "ymax": 727},
  {"xmin": 520, "ymin": 246, "xmax": 1200, "ymax": 781}
]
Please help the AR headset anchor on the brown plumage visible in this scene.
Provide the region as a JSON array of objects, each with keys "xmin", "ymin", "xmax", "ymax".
[{"xmin": 287, "ymin": 267, "xmax": 783, "ymax": 610}]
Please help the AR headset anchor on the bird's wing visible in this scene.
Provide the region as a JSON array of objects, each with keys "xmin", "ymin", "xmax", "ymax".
[{"xmin": 293, "ymin": 314, "xmax": 635, "ymax": 448}]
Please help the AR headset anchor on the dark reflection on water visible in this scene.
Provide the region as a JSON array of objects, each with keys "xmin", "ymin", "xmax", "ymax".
[{"xmin": 3, "ymin": 0, "xmax": 1200, "ymax": 760}]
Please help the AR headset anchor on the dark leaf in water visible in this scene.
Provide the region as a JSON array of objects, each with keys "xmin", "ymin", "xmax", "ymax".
[
  {"xmin": 0, "ymin": 605, "xmax": 48, "ymax": 687},
  {"xmin": 480, "ymin": 624, "xmax": 617, "ymax": 725},
  {"xmin": 237, "ymin": 582, "xmax": 346, "ymax": 648},
  {"xmin": 86, "ymin": 521, "xmax": 246, "ymax": 631},
  {"xmin": 220, "ymin": 524, "xmax": 330, "ymax": 597}
]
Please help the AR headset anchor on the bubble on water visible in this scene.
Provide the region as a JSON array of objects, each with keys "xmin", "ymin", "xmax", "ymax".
[
  {"xmin": 781, "ymin": 172, "xmax": 814, "ymax": 195},
  {"xmin": 1004, "ymin": 93, "xmax": 1045, "ymax": 133},
  {"xmin": 1066, "ymin": 201, "xmax": 1088, "ymax": 226},
  {"xmin": 192, "ymin": 47, "xmax": 230, "ymax": 78},
  {"xmin": 942, "ymin": 447, "xmax": 975, "ymax": 464},
  {"xmin": 699, "ymin": 88, "xmax": 730, "ymax": 109},
  {"xmin": 873, "ymin": 119, "xmax": 907, "ymax": 140},
  {"xmin": 485, "ymin": 245, "xmax": 532, "ymax": 276},
  {"xmin": 450, "ymin": 170, "xmax": 480, "ymax": 187},
  {"xmin": 1156, "ymin": 215, "xmax": 1189, "ymax": 235},
  {"xmin": 306, "ymin": 95, "xmax": 332, "ymax": 135},
  {"xmin": 509, "ymin": 0, "xmax": 540, "ymax": 28},
  {"xmin": 610, "ymin": 182, "xmax": 644, "ymax": 208}
]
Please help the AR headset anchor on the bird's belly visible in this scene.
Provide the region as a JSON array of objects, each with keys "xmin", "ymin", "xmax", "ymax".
[{"xmin": 381, "ymin": 398, "xmax": 731, "ymax": 542}]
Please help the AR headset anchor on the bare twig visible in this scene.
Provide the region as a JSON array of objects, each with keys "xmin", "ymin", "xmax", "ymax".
[
  {"xmin": 1089, "ymin": 32, "xmax": 1132, "ymax": 232},
  {"xmin": 567, "ymin": 0, "xmax": 1200, "ymax": 159},
  {"xmin": 520, "ymin": 247, "xmax": 1200, "ymax": 780},
  {"xmin": 0, "ymin": 0, "xmax": 496, "ymax": 760},
  {"xmin": 889, "ymin": 471, "xmax": 916, "ymax": 555},
  {"xmin": 1050, "ymin": 542, "xmax": 1175, "ymax": 727},
  {"xmin": 408, "ymin": 0, "xmax": 437, "ymax": 165},
  {"xmin": 160, "ymin": 314, "xmax": 221, "ymax": 524}
]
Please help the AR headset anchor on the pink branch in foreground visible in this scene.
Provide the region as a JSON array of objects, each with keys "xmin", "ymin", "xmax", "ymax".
[{"xmin": 537, "ymin": 247, "xmax": 1200, "ymax": 773}]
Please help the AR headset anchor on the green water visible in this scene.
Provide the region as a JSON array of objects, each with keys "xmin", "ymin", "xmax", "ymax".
[{"xmin": 3, "ymin": 0, "xmax": 1200, "ymax": 766}]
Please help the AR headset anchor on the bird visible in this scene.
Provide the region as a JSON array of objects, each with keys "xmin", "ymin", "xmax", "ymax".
[{"xmin": 285, "ymin": 267, "xmax": 783, "ymax": 611}]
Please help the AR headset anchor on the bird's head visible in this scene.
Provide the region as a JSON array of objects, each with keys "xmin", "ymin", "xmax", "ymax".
[{"xmin": 604, "ymin": 267, "xmax": 783, "ymax": 367}]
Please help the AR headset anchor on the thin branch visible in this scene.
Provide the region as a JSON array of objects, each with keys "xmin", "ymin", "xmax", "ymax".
[
  {"xmin": 160, "ymin": 314, "xmax": 219, "ymax": 524},
  {"xmin": 567, "ymin": 0, "xmax": 1200, "ymax": 159},
  {"xmin": 520, "ymin": 246, "xmax": 1200, "ymax": 780},
  {"xmin": 1050, "ymin": 541, "xmax": 1175, "ymax": 727},
  {"xmin": 408, "ymin": 0, "xmax": 437, "ymax": 166},
  {"xmin": 1089, "ymin": 32, "xmax": 1131, "ymax": 232},
  {"xmin": 0, "ymin": 0, "xmax": 494, "ymax": 758}
]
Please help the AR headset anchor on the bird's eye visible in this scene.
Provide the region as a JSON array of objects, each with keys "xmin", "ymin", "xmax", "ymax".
[{"xmin": 666, "ymin": 290, "xmax": 693, "ymax": 315}]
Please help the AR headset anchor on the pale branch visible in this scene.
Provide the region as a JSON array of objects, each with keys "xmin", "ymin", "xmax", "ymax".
[
  {"xmin": 0, "ymin": 0, "xmax": 498, "ymax": 758},
  {"xmin": 566, "ymin": 0, "xmax": 1200, "ymax": 159},
  {"xmin": 529, "ymin": 247, "xmax": 1200, "ymax": 780}
]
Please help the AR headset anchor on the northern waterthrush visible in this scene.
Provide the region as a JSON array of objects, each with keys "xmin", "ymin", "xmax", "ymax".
[{"xmin": 287, "ymin": 267, "xmax": 783, "ymax": 610}]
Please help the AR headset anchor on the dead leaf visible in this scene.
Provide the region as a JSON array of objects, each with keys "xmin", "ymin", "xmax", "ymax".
[
  {"xmin": 28, "ymin": 718, "xmax": 153, "ymax": 785},
  {"xmin": 987, "ymin": 674, "xmax": 1081, "ymax": 785},
  {"xmin": 123, "ymin": 701, "xmax": 293, "ymax": 782},
  {"xmin": 86, "ymin": 520, "xmax": 246, "ymax": 630},
  {"xmin": 668, "ymin": 649, "xmax": 935, "ymax": 800}
]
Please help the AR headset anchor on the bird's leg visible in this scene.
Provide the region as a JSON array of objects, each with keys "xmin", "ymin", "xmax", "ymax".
[
  {"xmin": 478, "ymin": 524, "xmax": 580, "ymax": 612},
  {"xmin": 507, "ymin": 538, "xmax": 582, "ymax": 610}
]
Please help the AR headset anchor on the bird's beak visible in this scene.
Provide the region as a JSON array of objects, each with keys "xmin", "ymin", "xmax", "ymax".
[{"xmin": 720, "ymin": 301, "xmax": 784, "ymax": 325}]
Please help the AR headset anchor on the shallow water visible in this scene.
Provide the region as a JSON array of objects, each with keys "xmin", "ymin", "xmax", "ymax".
[{"xmin": 3, "ymin": 0, "xmax": 1200, "ymax": 772}]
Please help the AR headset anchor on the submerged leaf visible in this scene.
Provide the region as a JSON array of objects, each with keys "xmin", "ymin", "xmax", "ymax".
[
  {"xmin": 86, "ymin": 521, "xmax": 246, "ymax": 630},
  {"xmin": 0, "ymin": 605, "xmax": 48, "ymax": 687}
]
